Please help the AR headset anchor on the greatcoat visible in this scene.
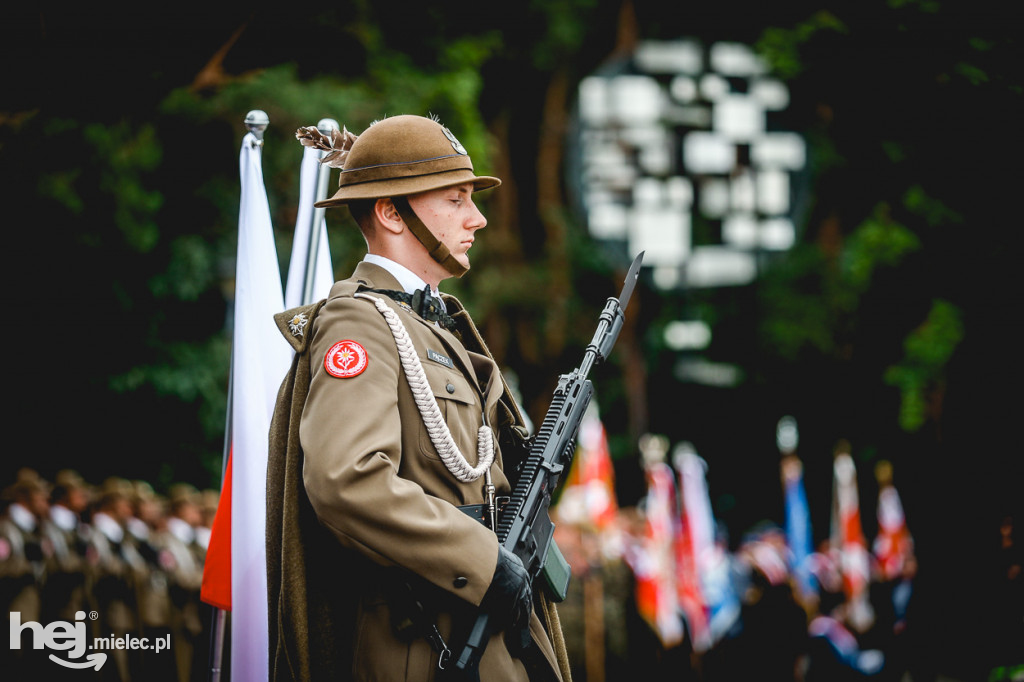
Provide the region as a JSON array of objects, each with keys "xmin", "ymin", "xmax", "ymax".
[{"xmin": 266, "ymin": 262, "xmax": 568, "ymax": 681}]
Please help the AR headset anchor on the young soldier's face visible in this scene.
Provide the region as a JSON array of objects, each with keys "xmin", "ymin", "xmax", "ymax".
[{"xmin": 407, "ymin": 182, "xmax": 486, "ymax": 273}]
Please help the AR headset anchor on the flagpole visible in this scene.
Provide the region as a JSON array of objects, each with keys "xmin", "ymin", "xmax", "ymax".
[
  {"xmin": 300, "ymin": 117, "xmax": 337, "ymax": 305},
  {"xmin": 208, "ymin": 351, "xmax": 232, "ymax": 682}
]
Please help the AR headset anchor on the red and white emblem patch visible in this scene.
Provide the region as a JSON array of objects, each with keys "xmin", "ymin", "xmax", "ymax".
[{"xmin": 324, "ymin": 340, "xmax": 369, "ymax": 378}]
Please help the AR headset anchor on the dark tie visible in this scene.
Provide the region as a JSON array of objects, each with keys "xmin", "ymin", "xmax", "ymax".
[{"xmin": 365, "ymin": 286, "xmax": 458, "ymax": 331}]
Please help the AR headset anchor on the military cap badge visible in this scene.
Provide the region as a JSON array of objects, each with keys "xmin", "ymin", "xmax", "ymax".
[{"xmin": 442, "ymin": 126, "xmax": 468, "ymax": 155}]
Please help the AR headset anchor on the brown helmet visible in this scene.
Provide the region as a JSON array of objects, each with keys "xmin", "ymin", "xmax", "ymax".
[
  {"xmin": 314, "ymin": 114, "xmax": 500, "ymax": 208},
  {"xmin": 313, "ymin": 115, "xmax": 499, "ymax": 278}
]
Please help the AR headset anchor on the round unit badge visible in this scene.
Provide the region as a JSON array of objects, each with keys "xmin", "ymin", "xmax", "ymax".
[{"xmin": 324, "ymin": 340, "xmax": 369, "ymax": 378}]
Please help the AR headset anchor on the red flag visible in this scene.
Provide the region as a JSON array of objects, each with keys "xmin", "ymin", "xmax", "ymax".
[
  {"xmin": 873, "ymin": 464, "xmax": 914, "ymax": 581},
  {"xmin": 625, "ymin": 457, "xmax": 683, "ymax": 647},
  {"xmin": 674, "ymin": 446, "xmax": 713, "ymax": 652},
  {"xmin": 556, "ymin": 406, "xmax": 618, "ymax": 532},
  {"xmin": 200, "ymin": 452, "xmax": 232, "ymax": 610},
  {"xmin": 830, "ymin": 449, "xmax": 874, "ymax": 630}
]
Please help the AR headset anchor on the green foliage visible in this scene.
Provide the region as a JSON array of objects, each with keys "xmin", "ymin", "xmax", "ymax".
[
  {"xmin": 902, "ymin": 185, "xmax": 963, "ymax": 227},
  {"xmin": 756, "ymin": 12, "xmax": 847, "ymax": 79},
  {"xmin": 884, "ymin": 299, "xmax": 964, "ymax": 431},
  {"xmin": 757, "ymin": 245, "xmax": 839, "ymax": 361},
  {"xmin": 528, "ymin": 0, "xmax": 600, "ymax": 70},
  {"xmin": 81, "ymin": 121, "xmax": 164, "ymax": 253},
  {"xmin": 988, "ymin": 665, "xmax": 1024, "ymax": 682},
  {"xmin": 887, "ymin": 0, "xmax": 940, "ymax": 11},
  {"xmin": 149, "ymin": 235, "xmax": 220, "ymax": 301},
  {"xmin": 757, "ymin": 205, "xmax": 920, "ymax": 364},
  {"xmin": 840, "ymin": 204, "xmax": 920, "ymax": 293}
]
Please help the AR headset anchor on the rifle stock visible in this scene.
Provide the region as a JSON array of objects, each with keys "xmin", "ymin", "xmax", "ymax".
[{"xmin": 450, "ymin": 253, "xmax": 643, "ymax": 679}]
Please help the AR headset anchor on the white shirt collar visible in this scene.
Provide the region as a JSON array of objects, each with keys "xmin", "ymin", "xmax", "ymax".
[
  {"xmin": 8, "ymin": 503, "xmax": 36, "ymax": 533},
  {"xmin": 363, "ymin": 254, "xmax": 442, "ymax": 300},
  {"xmin": 127, "ymin": 517, "xmax": 149, "ymax": 542},
  {"xmin": 92, "ymin": 512, "xmax": 124, "ymax": 543},
  {"xmin": 167, "ymin": 516, "xmax": 195, "ymax": 545},
  {"xmin": 50, "ymin": 504, "xmax": 78, "ymax": 532}
]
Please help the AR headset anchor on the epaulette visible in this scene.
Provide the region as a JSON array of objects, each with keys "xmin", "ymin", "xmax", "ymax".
[{"xmin": 273, "ymin": 299, "xmax": 328, "ymax": 353}]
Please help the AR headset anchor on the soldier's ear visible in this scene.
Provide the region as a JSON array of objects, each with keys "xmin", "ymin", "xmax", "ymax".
[{"xmin": 375, "ymin": 198, "xmax": 405, "ymax": 236}]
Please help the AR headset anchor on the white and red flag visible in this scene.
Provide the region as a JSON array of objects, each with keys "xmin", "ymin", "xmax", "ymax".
[
  {"xmin": 555, "ymin": 403, "xmax": 619, "ymax": 535},
  {"xmin": 674, "ymin": 445, "xmax": 740, "ymax": 652},
  {"xmin": 625, "ymin": 456, "xmax": 684, "ymax": 648},
  {"xmin": 873, "ymin": 478, "xmax": 914, "ymax": 581},
  {"xmin": 830, "ymin": 450, "xmax": 874, "ymax": 630},
  {"xmin": 201, "ymin": 130, "xmax": 294, "ymax": 682}
]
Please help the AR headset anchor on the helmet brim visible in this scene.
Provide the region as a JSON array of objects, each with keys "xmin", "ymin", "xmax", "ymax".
[{"xmin": 314, "ymin": 169, "xmax": 500, "ymax": 208}]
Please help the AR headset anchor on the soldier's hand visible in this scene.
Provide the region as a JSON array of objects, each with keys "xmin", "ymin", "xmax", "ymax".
[{"xmin": 481, "ymin": 546, "xmax": 532, "ymax": 633}]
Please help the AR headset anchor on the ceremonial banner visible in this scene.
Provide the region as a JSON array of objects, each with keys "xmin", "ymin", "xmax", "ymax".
[
  {"xmin": 555, "ymin": 403, "xmax": 618, "ymax": 534},
  {"xmin": 284, "ymin": 144, "xmax": 335, "ymax": 308},
  {"xmin": 830, "ymin": 451, "xmax": 874, "ymax": 630},
  {"xmin": 675, "ymin": 446, "xmax": 740, "ymax": 651},
  {"xmin": 625, "ymin": 459, "xmax": 683, "ymax": 647},
  {"xmin": 782, "ymin": 454, "xmax": 818, "ymax": 602},
  {"xmin": 201, "ymin": 131, "xmax": 293, "ymax": 681},
  {"xmin": 873, "ymin": 470, "xmax": 914, "ymax": 581}
]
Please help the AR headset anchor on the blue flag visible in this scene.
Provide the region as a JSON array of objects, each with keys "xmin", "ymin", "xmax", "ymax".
[{"xmin": 782, "ymin": 454, "xmax": 818, "ymax": 601}]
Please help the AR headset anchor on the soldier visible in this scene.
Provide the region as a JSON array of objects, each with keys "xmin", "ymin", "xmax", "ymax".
[
  {"xmin": 2, "ymin": 468, "xmax": 53, "ymax": 675},
  {"xmin": 39, "ymin": 469, "xmax": 91, "ymax": 624},
  {"xmin": 162, "ymin": 483, "xmax": 206, "ymax": 682},
  {"xmin": 85, "ymin": 477, "xmax": 146, "ymax": 681},
  {"xmin": 267, "ymin": 114, "xmax": 570, "ymax": 681},
  {"xmin": 194, "ymin": 488, "xmax": 219, "ymax": 551},
  {"xmin": 129, "ymin": 481, "xmax": 175, "ymax": 681}
]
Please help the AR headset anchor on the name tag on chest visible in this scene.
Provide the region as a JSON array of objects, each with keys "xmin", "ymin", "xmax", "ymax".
[{"xmin": 427, "ymin": 349, "xmax": 454, "ymax": 369}]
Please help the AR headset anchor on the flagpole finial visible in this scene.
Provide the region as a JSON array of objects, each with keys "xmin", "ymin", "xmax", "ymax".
[
  {"xmin": 317, "ymin": 118, "xmax": 339, "ymax": 135},
  {"xmin": 672, "ymin": 441, "xmax": 697, "ymax": 469},
  {"xmin": 638, "ymin": 433, "xmax": 668, "ymax": 468},
  {"xmin": 245, "ymin": 110, "xmax": 270, "ymax": 145},
  {"xmin": 776, "ymin": 415, "xmax": 799, "ymax": 455}
]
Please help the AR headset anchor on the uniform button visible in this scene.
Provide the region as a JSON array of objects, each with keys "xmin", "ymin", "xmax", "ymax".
[
  {"xmin": 453, "ymin": 576, "xmax": 468, "ymax": 589},
  {"xmin": 446, "ymin": 383, "xmax": 455, "ymax": 394}
]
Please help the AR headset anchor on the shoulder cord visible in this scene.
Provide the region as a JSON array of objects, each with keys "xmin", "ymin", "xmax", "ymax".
[{"xmin": 354, "ymin": 293, "xmax": 494, "ymax": 484}]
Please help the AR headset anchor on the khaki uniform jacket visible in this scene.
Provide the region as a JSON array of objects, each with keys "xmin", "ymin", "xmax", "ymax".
[{"xmin": 267, "ymin": 262, "xmax": 567, "ymax": 682}]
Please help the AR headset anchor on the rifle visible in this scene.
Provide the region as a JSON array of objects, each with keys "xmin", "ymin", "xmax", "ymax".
[{"xmin": 451, "ymin": 252, "xmax": 644, "ymax": 679}]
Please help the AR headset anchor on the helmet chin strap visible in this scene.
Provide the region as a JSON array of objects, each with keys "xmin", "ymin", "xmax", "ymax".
[{"xmin": 391, "ymin": 195, "xmax": 469, "ymax": 278}]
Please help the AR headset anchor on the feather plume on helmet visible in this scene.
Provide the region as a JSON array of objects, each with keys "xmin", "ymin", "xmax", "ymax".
[{"xmin": 295, "ymin": 125, "xmax": 359, "ymax": 169}]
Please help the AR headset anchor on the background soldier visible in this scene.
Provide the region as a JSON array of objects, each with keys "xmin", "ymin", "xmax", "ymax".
[
  {"xmin": 2, "ymin": 468, "xmax": 53, "ymax": 674},
  {"xmin": 85, "ymin": 477, "xmax": 146, "ymax": 682},
  {"xmin": 195, "ymin": 488, "xmax": 219, "ymax": 551},
  {"xmin": 162, "ymin": 483, "xmax": 206, "ymax": 682},
  {"xmin": 40, "ymin": 469, "xmax": 91, "ymax": 624},
  {"xmin": 129, "ymin": 480, "xmax": 175, "ymax": 682}
]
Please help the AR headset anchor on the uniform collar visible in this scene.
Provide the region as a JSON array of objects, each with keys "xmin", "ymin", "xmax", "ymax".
[
  {"xmin": 347, "ymin": 261, "xmax": 483, "ymax": 394},
  {"xmin": 362, "ymin": 254, "xmax": 443, "ymax": 303}
]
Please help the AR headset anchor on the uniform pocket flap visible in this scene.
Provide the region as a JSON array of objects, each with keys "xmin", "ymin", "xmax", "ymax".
[{"xmin": 421, "ymin": 361, "xmax": 476, "ymax": 406}]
